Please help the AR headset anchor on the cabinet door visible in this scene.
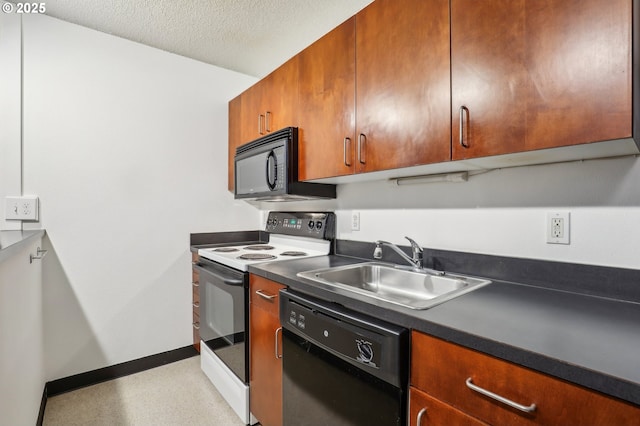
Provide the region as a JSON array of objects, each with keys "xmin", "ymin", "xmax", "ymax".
[
  {"xmin": 238, "ymin": 57, "xmax": 299, "ymax": 146},
  {"xmin": 410, "ymin": 387, "xmax": 487, "ymax": 426},
  {"xmin": 355, "ymin": 0, "xmax": 451, "ymax": 173},
  {"xmin": 297, "ymin": 17, "xmax": 356, "ymax": 181},
  {"xmin": 450, "ymin": 0, "xmax": 527, "ymax": 159},
  {"xmin": 412, "ymin": 331, "xmax": 640, "ymax": 426},
  {"xmin": 228, "ymin": 95, "xmax": 242, "ymax": 192},
  {"xmin": 249, "ymin": 275, "xmax": 285, "ymax": 426},
  {"xmin": 452, "ymin": 0, "xmax": 632, "ymax": 160},
  {"xmin": 261, "ymin": 56, "xmax": 298, "ymax": 135}
]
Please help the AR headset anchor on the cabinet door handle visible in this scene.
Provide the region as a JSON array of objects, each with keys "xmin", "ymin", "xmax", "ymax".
[
  {"xmin": 416, "ymin": 407, "xmax": 427, "ymax": 425},
  {"xmin": 192, "ymin": 302, "xmax": 200, "ymax": 308},
  {"xmin": 192, "ymin": 281, "xmax": 199, "ymax": 287},
  {"xmin": 343, "ymin": 137, "xmax": 352, "ymax": 166},
  {"xmin": 255, "ymin": 289, "xmax": 276, "ymax": 301},
  {"xmin": 258, "ymin": 114, "xmax": 265, "ymax": 135},
  {"xmin": 465, "ymin": 378, "xmax": 536, "ymax": 413},
  {"xmin": 192, "ymin": 322, "xmax": 200, "ymax": 330},
  {"xmin": 358, "ymin": 133, "xmax": 366, "ymax": 164},
  {"xmin": 265, "ymin": 111, "xmax": 271, "ymax": 133},
  {"xmin": 275, "ymin": 327, "xmax": 283, "ymax": 359},
  {"xmin": 459, "ymin": 106, "xmax": 469, "ymax": 148}
]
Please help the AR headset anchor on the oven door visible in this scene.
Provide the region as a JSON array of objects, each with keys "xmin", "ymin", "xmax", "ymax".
[{"xmin": 194, "ymin": 258, "xmax": 249, "ymax": 383}]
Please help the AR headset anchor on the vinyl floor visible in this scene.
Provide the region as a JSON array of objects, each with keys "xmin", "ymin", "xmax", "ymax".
[{"xmin": 43, "ymin": 355, "xmax": 244, "ymax": 426}]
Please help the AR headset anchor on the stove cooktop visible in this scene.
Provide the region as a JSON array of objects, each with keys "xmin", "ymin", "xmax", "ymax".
[{"xmin": 198, "ymin": 212, "xmax": 335, "ymax": 272}]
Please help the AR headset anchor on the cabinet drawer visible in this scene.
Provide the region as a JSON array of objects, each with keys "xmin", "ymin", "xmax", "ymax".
[
  {"xmin": 410, "ymin": 387, "xmax": 487, "ymax": 426},
  {"xmin": 411, "ymin": 331, "xmax": 639, "ymax": 425},
  {"xmin": 193, "ymin": 311, "xmax": 200, "ymax": 352},
  {"xmin": 191, "ymin": 252, "xmax": 199, "ymax": 263},
  {"xmin": 249, "ymin": 275, "xmax": 285, "ymax": 315}
]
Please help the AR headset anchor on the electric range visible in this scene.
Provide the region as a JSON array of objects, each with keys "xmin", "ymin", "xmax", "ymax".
[{"xmin": 195, "ymin": 211, "xmax": 335, "ymax": 425}]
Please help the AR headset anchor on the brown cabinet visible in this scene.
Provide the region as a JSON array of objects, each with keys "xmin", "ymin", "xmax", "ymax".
[
  {"xmin": 298, "ymin": 0, "xmax": 451, "ymax": 181},
  {"xmin": 409, "ymin": 387, "xmax": 487, "ymax": 426},
  {"xmin": 249, "ymin": 275, "xmax": 286, "ymax": 426},
  {"xmin": 355, "ymin": 0, "xmax": 451, "ymax": 174},
  {"xmin": 227, "ymin": 95, "xmax": 242, "ymax": 192},
  {"xmin": 228, "ymin": 57, "xmax": 299, "ymax": 191},
  {"xmin": 411, "ymin": 331, "xmax": 640, "ymax": 425},
  {"xmin": 451, "ymin": 0, "xmax": 633, "ymax": 160},
  {"xmin": 191, "ymin": 252, "xmax": 200, "ymax": 352},
  {"xmin": 297, "ymin": 17, "xmax": 356, "ymax": 181}
]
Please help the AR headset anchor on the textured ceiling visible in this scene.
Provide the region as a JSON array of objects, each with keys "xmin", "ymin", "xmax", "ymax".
[{"xmin": 16, "ymin": 0, "xmax": 373, "ymax": 77}]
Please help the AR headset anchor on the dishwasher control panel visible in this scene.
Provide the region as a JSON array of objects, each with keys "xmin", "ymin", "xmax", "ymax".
[
  {"xmin": 284, "ymin": 296, "xmax": 382, "ymax": 368},
  {"xmin": 280, "ymin": 289, "xmax": 409, "ymax": 388}
]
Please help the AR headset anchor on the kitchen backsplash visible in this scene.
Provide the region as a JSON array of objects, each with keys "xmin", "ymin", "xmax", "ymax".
[{"xmin": 258, "ymin": 154, "xmax": 640, "ymax": 270}]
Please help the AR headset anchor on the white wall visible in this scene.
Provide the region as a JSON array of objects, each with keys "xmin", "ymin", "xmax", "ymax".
[
  {"xmin": 262, "ymin": 154, "xmax": 640, "ymax": 270},
  {"xmin": 0, "ymin": 236, "xmax": 44, "ymax": 426},
  {"xmin": 21, "ymin": 14, "xmax": 259, "ymax": 381},
  {"xmin": 0, "ymin": 8, "xmax": 22, "ymax": 230}
]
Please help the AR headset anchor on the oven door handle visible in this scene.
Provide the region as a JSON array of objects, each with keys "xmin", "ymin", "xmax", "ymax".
[{"xmin": 193, "ymin": 264, "xmax": 244, "ymax": 287}]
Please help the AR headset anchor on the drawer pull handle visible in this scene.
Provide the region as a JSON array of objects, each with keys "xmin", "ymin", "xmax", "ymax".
[
  {"xmin": 192, "ymin": 302, "xmax": 200, "ymax": 308},
  {"xmin": 192, "ymin": 282, "xmax": 199, "ymax": 287},
  {"xmin": 255, "ymin": 289, "xmax": 276, "ymax": 301},
  {"xmin": 416, "ymin": 407, "xmax": 427, "ymax": 425},
  {"xmin": 192, "ymin": 322, "xmax": 200, "ymax": 330},
  {"xmin": 466, "ymin": 378, "xmax": 536, "ymax": 413}
]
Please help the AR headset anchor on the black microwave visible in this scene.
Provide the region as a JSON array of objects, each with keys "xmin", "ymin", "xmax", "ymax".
[{"xmin": 234, "ymin": 127, "xmax": 336, "ymax": 201}]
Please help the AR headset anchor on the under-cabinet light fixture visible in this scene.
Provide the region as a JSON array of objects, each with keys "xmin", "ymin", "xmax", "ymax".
[{"xmin": 390, "ymin": 171, "xmax": 469, "ymax": 186}]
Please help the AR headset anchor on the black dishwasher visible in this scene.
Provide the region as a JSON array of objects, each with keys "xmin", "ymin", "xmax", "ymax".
[{"xmin": 280, "ymin": 290, "xmax": 408, "ymax": 426}]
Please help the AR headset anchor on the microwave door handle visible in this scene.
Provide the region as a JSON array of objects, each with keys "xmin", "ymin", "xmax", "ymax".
[
  {"xmin": 266, "ymin": 150, "xmax": 277, "ymax": 190},
  {"xmin": 193, "ymin": 264, "xmax": 244, "ymax": 287}
]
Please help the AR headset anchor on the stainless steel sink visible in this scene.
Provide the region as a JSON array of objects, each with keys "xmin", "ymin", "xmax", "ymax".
[{"xmin": 297, "ymin": 262, "xmax": 491, "ymax": 310}]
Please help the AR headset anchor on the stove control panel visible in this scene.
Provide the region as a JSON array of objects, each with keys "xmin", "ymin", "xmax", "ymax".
[{"xmin": 266, "ymin": 211, "xmax": 335, "ymax": 240}]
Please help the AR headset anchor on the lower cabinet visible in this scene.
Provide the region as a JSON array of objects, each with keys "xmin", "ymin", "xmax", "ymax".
[
  {"xmin": 411, "ymin": 331, "xmax": 640, "ymax": 425},
  {"xmin": 249, "ymin": 275, "xmax": 285, "ymax": 426},
  {"xmin": 191, "ymin": 252, "xmax": 200, "ymax": 352},
  {"xmin": 409, "ymin": 386, "xmax": 487, "ymax": 426}
]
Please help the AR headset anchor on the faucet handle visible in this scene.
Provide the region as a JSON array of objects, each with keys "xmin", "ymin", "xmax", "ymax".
[{"xmin": 404, "ymin": 236, "xmax": 423, "ymax": 253}]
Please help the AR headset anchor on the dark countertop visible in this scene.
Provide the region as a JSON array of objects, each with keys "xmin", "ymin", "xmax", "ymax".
[
  {"xmin": 0, "ymin": 229, "xmax": 45, "ymax": 264},
  {"xmin": 248, "ymin": 254, "xmax": 640, "ymax": 407}
]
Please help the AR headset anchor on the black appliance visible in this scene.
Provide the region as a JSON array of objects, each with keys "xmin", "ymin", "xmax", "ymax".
[
  {"xmin": 280, "ymin": 289, "xmax": 409, "ymax": 426},
  {"xmin": 234, "ymin": 127, "xmax": 336, "ymax": 201}
]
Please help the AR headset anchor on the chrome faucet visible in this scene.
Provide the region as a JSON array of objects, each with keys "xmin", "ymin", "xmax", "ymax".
[
  {"xmin": 373, "ymin": 237, "xmax": 444, "ymax": 275},
  {"xmin": 373, "ymin": 237, "xmax": 424, "ymax": 269}
]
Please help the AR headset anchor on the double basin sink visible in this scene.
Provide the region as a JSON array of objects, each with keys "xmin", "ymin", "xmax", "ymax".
[{"xmin": 297, "ymin": 262, "xmax": 491, "ymax": 310}]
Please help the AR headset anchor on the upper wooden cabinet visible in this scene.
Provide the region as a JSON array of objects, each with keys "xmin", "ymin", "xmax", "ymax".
[
  {"xmin": 298, "ymin": 0, "xmax": 451, "ymax": 181},
  {"xmin": 228, "ymin": 57, "xmax": 299, "ymax": 191},
  {"xmin": 297, "ymin": 17, "xmax": 356, "ymax": 181},
  {"xmin": 355, "ymin": 0, "xmax": 451, "ymax": 174},
  {"xmin": 451, "ymin": 0, "xmax": 633, "ymax": 160}
]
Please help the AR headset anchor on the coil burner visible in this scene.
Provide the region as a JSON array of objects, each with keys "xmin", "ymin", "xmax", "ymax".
[
  {"xmin": 237, "ymin": 253, "xmax": 278, "ymax": 261},
  {"xmin": 244, "ymin": 245, "xmax": 275, "ymax": 251},
  {"xmin": 280, "ymin": 251, "xmax": 307, "ymax": 257},
  {"xmin": 213, "ymin": 247, "xmax": 240, "ymax": 252}
]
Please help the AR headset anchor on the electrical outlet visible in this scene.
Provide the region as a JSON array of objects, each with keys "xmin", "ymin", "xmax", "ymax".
[
  {"xmin": 546, "ymin": 211, "xmax": 570, "ymax": 244},
  {"xmin": 351, "ymin": 211, "xmax": 360, "ymax": 231},
  {"xmin": 5, "ymin": 196, "xmax": 39, "ymax": 221}
]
